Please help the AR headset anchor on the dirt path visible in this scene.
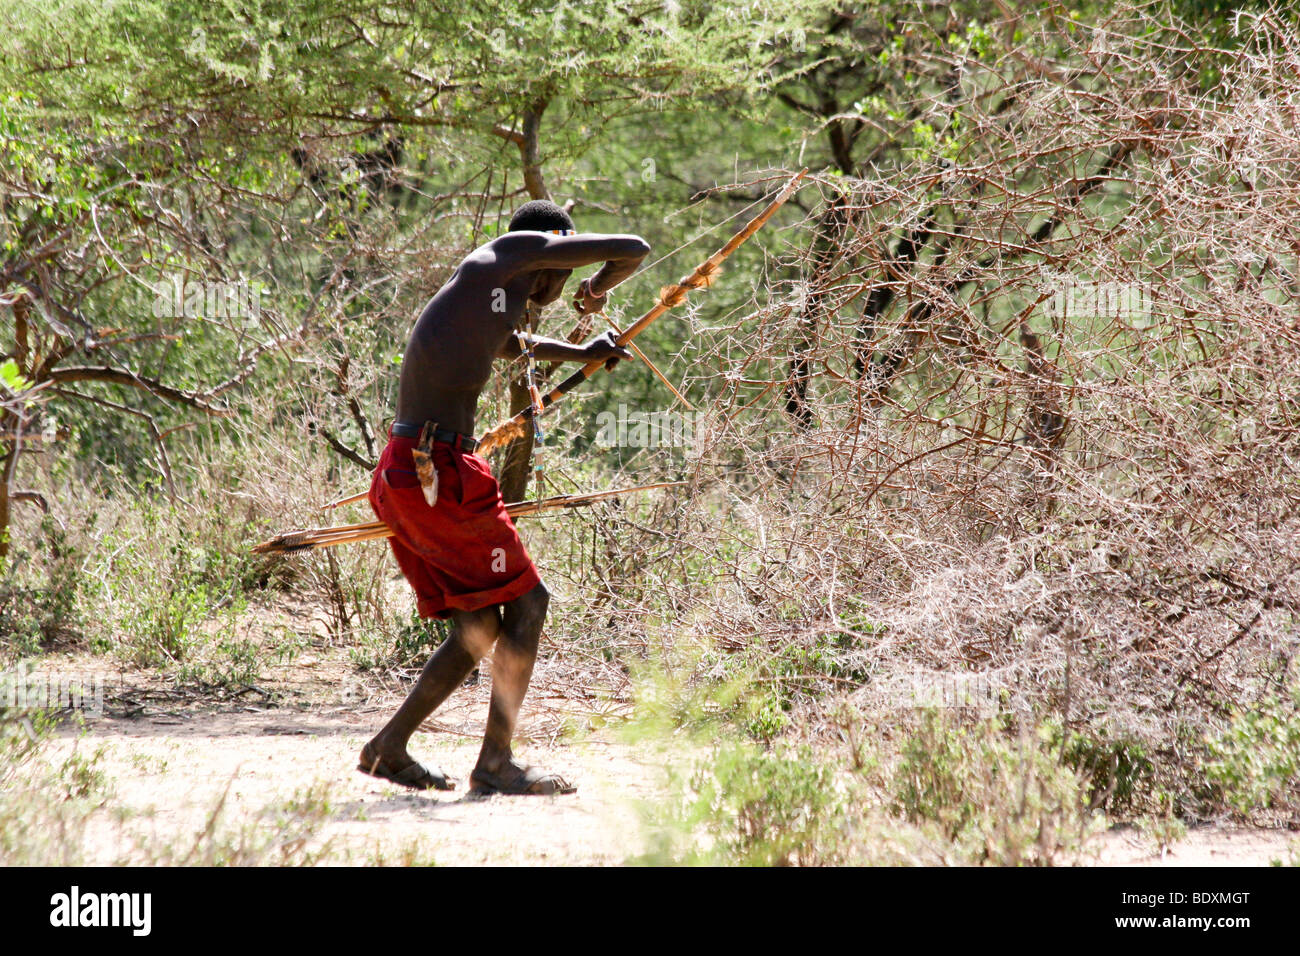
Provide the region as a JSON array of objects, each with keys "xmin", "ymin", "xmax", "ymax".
[
  {"xmin": 1091, "ymin": 825, "xmax": 1295, "ymax": 867},
  {"xmin": 53, "ymin": 682, "xmax": 666, "ymax": 866},
  {"xmin": 37, "ymin": 628, "xmax": 1294, "ymax": 866},
  {"xmin": 55, "ymin": 700, "xmax": 1295, "ymax": 866}
]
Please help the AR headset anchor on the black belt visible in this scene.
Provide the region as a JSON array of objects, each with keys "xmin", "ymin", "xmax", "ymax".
[{"xmin": 390, "ymin": 421, "xmax": 479, "ymax": 452}]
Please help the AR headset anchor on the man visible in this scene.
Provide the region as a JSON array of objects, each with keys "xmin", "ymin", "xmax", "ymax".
[{"xmin": 359, "ymin": 199, "xmax": 649, "ymax": 795}]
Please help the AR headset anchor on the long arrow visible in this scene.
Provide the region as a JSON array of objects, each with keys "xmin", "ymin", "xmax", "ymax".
[
  {"xmin": 251, "ymin": 481, "xmax": 687, "ymax": 555},
  {"xmin": 475, "ymin": 168, "xmax": 807, "ymax": 456}
]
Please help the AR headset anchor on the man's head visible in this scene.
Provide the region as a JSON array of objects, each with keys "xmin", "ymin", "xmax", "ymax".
[
  {"xmin": 509, "ymin": 200, "xmax": 577, "ymax": 305},
  {"xmin": 508, "ymin": 199, "xmax": 576, "ymax": 235}
]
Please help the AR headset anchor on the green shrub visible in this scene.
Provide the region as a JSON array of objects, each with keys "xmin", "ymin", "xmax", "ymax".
[
  {"xmin": 174, "ymin": 627, "xmax": 265, "ymax": 690},
  {"xmin": 349, "ymin": 612, "xmax": 447, "ymax": 672},
  {"xmin": 1204, "ymin": 686, "xmax": 1300, "ymax": 817},
  {"xmin": 1136, "ymin": 791, "xmax": 1189, "ymax": 855},
  {"xmin": 1056, "ymin": 725, "xmax": 1153, "ymax": 813},
  {"xmin": 91, "ymin": 499, "xmax": 254, "ymax": 668},
  {"xmin": 120, "ymin": 572, "xmax": 212, "ymax": 666},
  {"xmin": 0, "ymin": 518, "xmax": 87, "ymax": 654},
  {"xmin": 637, "ymin": 741, "xmax": 850, "ymax": 866},
  {"xmin": 890, "ymin": 712, "xmax": 1097, "ymax": 866},
  {"xmin": 0, "ymin": 711, "xmax": 110, "ymax": 865}
]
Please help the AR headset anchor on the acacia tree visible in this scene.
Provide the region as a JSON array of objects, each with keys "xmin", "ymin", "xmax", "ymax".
[
  {"xmin": 4, "ymin": 0, "xmax": 849, "ymax": 509},
  {"xmin": 0, "ymin": 87, "xmax": 331, "ymax": 554},
  {"xmin": 758, "ymin": 2, "xmax": 1155, "ymax": 429}
]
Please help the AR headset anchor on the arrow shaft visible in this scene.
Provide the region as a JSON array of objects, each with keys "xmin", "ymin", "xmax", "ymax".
[{"xmin": 254, "ymin": 482, "xmax": 686, "ymax": 554}]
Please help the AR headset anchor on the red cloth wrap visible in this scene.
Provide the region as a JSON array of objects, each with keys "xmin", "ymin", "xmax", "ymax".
[{"xmin": 368, "ymin": 434, "xmax": 541, "ymax": 619}]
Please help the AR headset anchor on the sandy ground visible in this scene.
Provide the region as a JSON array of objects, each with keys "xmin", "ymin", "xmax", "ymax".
[
  {"xmin": 1091, "ymin": 825, "xmax": 1296, "ymax": 867},
  {"xmin": 51, "ymin": 680, "xmax": 664, "ymax": 866},
  {"xmin": 32, "ymin": 612, "xmax": 1295, "ymax": 867},
  {"xmin": 50, "ymin": 697, "xmax": 1295, "ymax": 866}
]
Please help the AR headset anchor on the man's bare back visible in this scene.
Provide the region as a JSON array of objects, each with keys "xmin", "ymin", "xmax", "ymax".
[{"xmin": 396, "ymin": 230, "xmax": 650, "ymax": 435}]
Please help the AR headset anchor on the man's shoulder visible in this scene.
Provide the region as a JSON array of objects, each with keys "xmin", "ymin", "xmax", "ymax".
[
  {"xmin": 481, "ymin": 231, "xmax": 549, "ymax": 256},
  {"xmin": 455, "ymin": 234, "xmax": 537, "ymax": 272}
]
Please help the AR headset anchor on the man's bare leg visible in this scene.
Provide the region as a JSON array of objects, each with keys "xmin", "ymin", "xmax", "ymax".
[
  {"xmin": 359, "ymin": 606, "xmax": 500, "ymax": 789},
  {"xmin": 470, "ymin": 581, "xmax": 574, "ymax": 795}
]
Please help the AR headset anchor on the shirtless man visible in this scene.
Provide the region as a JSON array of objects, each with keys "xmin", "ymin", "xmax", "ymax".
[{"xmin": 359, "ymin": 199, "xmax": 649, "ymax": 795}]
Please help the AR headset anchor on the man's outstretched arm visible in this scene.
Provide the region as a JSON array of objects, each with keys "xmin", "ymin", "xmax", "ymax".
[
  {"xmin": 494, "ymin": 232, "xmax": 650, "ymax": 369},
  {"xmin": 496, "ymin": 232, "xmax": 651, "ymax": 291},
  {"xmin": 501, "ymin": 330, "xmax": 630, "ymax": 370}
]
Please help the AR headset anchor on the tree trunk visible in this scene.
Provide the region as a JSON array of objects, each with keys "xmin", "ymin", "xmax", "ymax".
[
  {"xmin": 497, "ymin": 379, "xmax": 536, "ymax": 505},
  {"xmin": 496, "ymin": 99, "xmax": 550, "ymax": 502},
  {"xmin": 786, "ymin": 194, "xmax": 847, "ymax": 430},
  {"xmin": 0, "ymin": 478, "xmax": 9, "ymax": 562},
  {"xmin": 0, "ymin": 443, "xmax": 12, "ymax": 562}
]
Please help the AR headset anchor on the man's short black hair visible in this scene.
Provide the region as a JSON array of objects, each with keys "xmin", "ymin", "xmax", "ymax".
[{"xmin": 508, "ymin": 199, "xmax": 576, "ymax": 234}]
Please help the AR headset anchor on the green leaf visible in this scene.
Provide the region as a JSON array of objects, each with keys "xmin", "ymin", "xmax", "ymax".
[{"xmin": 0, "ymin": 358, "xmax": 33, "ymax": 393}]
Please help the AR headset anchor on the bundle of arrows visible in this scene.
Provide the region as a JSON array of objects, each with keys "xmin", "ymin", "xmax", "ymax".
[{"xmin": 251, "ymin": 482, "xmax": 685, "ymax": 555}]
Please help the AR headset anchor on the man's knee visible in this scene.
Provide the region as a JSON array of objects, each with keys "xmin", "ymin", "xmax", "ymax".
[
  {"xmin": 451, "ymin": 606, "xmax": 501, "ymax": 660},
  {"xmin": 506, "ymin": 580, "xmax": 549, "ymax": 631},
  {"xmin": 525, "ymin": 580, "xmax": 549, "ymax": 616}
]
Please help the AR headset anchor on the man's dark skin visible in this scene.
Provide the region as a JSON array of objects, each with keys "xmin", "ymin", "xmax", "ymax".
[{"xmin": 361, "ymin": 228, "xmax": 650, "ymax": 794}]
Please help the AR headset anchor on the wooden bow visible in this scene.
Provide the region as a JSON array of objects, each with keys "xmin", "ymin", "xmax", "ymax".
[{"xmin": 475, "ymin": 168, "xmax": 807, "ymax": 456}]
